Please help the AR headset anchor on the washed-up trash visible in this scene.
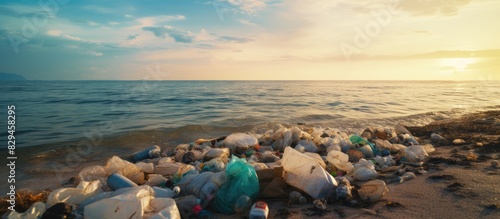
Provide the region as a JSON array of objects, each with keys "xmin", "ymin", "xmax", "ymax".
[
  {"xmin": 249, "ymin": 201, "xmax": 269, "ymax": 219},
  {"xmin": 234, "ymin": 195, "xmax": 252, "ymax": 214},
  {"xmin": 399, "ymin": 172, "xmax": 416, "ymax": 183},
  {"xmin": 373, "ymin": 156, "xmax": 395, "ymax": 169},
  {"xmin": 77, "ymin": 192, "xmax": 113, "ymax": 213},
  {"xmin": 145, "ymin": 174, "xmax": 169, "ymax": 186},
  {"xmin": 174, "ymin": 195, "xmax": 198, "ymax": 219},
  {"xmin": 132, "ymin": 145, "xmax": 161, "ymax": 162},
  {"xmin": 47, "ymin": 180, "xmax": 102, "ymax": 207},
  {"xmin": 404, "ymin": 145, "xmax": 429, "ymax": 163},
  {"xmin": 154, "ymin": 162, "xmax": 182, "ymax": 176},
  {"xmin": 347, "ymin": 159, "xmax": 378, "ymax": 182},
  {"xmin": 107, "ymin": 173, "xmax": 138, "ymax": 191},
  {"xmin": 212, "ymin": 156, "xmax": 259, "ymax": 214},
  {"xmin": 153, "ymin": 186, "xmax": 180, "ymax": 198},
  {"xmin": 334, "ymin": 177, "xmax": 353, "ymax": 201},
  {"xmin": 350, "ymin": 135, "xmax": 379, "ymax": 157},
  {"xmin": 289, "ymin": 191, "xmax": 307, "ymax": 204},
  {"xmin": 346, "ymin": 150, "xmax": 364, "ymax": 163},
  {"xmin": 135, "ymin": 162, "xmax": 154, "ymax": 174},
  {"xmin": 41, "ymin": 203, "xmax": 72, "ymax": 219},
  {"xmin": 358, "ymin": 180, "xmax": 389, "ymax": 203},
  {"xmin": 224, "ymin": 133, "xmax": 259, "ymax": 152},
  {"xmin": 296, "ymin": 140, "xmax": 318, "ymax": 153},
  {"xmin": 202, "ymin": 157, "xmax": 226, "ymax": 172},
  {"xmin": 84, "ymin": 185, "xmax": 153, "ymax": 219},
  {"xmin": 327, "ymin": 150, "xmax": 354, "ymax": 172},
  {"xmin": 313, "ymin": 199, "xmax": 327, "ymax": 210},
  {"xmin": 281, "ymin": 146, "xmax": 337, "ymax": 199},
  {"xmin": 4, "ymin": 202, "xmax": 46, "ymax": 219},
  {"xmin": 148, "ymin": 198, "xmax": 181, "ymax": 219},
  {"xmin": 105, "ymin": 156, "xmax": 145, "ymax": 185}
]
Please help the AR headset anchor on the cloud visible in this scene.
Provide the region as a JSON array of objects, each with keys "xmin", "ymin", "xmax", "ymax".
[
  {"xmin": 88, "ymin": 51, "xmax": 103, "ymax": 56},
  {"xmin": 218, "ymin": 36, "xmax": 252, "ymax": 43},
  {"xmin": 238, "ymin": 19, "xmax": 257, "ymax": 26},
  {"xmin": 137, "ymin": 15, "xmax": 186, "ymax": 26},
  {"xmin": 127, "ymin": 34, "xmax": 139, "ymax": 41},
  {"xmin": 142, "ymin": 26, "xmax": 194, "ymax": 43},
  {"xmin": 217, "ymin": 0, "xmax": 269, "ymax": 14},
  {"xmin": 330, "ymin": 0, "xmax": 472, "ymax": 17}
]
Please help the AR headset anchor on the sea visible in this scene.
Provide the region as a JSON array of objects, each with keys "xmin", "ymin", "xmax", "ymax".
[{"xmin": 0, "ymin": 80, "xmax": 500, "ymax": 190}]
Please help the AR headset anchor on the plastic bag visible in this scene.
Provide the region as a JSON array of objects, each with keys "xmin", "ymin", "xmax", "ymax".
[
  {"xmin": 205, "ymin": 148, "xmax": 230, "ymax": 161},
  {"xmin": 224, "ymin": 133, "xmax": 258, "ymax": 151},
  {"xmin": 135, "ymin": 162, "xmax": 154, "ymax": 174},
  {"xmin": 212, "ymin": 156, "xmax": 260, "ymax": 214},
  {"xmin": 84, "ymin": 185, "xmax": 153, "ymax": 219},
  {"xmin": 105, "ymin": 156, "xmax": 145, "ymax": 185},
  {"xmin": 281, "ymin": 147, "xmax": 337, "ymax": 199},
  {"xmin": 404, "ymin": 145, "xmax": 428, "ymax": 163},
  {"xmin": 47, "ymin": 180, "xmax": 102, "ymax": 207},
  {"xmin": 327, "ymin": 150, "xmax": 354, "ymax": 172},
  {"xmin": 347, "ymin": 158, "xmax": 378, "ymax": 181},
  {"xmin": 4, "ymin": 202, "xmax": 46, "ymax": 219},
  {"xmin": 358, "ymin": 180, "xmax": 388, "ymax": 203},
  {"xmin": 350, "ymin": 135, "xmax": 379, "ymax": 157}
]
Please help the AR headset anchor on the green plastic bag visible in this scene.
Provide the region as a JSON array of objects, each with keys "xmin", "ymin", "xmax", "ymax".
[
  {"xmin": 212, "ymin": 155, "xmax": 259, "ymax": 214},
  {"xmin": 350, "ymin": 135, "xmax": 380, "ymax": 156}
]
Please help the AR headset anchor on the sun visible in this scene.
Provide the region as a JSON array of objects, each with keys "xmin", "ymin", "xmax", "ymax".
[{"xmin": 440, "ymin": 58, "xmax": 477, "ymax": 72}]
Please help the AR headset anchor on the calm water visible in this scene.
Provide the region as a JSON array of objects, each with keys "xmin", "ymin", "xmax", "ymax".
[
  {"xmin": 1, "ymin": 80, "xmax": 500, "ymax": 148},
  {"xmin": 1, "ymin": 80, "xmax": 500, "ymax": 191}
]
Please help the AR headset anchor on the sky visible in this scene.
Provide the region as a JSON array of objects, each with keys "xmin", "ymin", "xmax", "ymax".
[{"xmin": 0, "ymin": 0, "xmax": 499, "ymax": 80}]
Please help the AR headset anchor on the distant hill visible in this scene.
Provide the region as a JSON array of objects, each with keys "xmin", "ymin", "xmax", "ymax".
[{"xmin": 0, "ymin": 72, "xmax": 27, "ymax": 81}]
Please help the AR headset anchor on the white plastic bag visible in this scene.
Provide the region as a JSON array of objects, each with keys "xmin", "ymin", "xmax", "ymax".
[
  {"xmin": 281, "ymin": 146, "xmax": 337, "ymax": 199},
  {"xmin": 348, "ymin": 159, "xmax": 378, "ymax": 181},
  {"xmin": 84, "ymin": 185, "xmax": 153, "ymax": 219},
  {"xmin": 47, "ymin": 180, "xmax": 102, "ymax": 207},
  {"xmin": 327, "ymin": 150, "xmax": 354, "ymax": 172}
]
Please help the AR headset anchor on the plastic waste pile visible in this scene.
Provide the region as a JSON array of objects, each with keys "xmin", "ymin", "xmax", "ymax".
[{"xmin": 4, "ymin": 123, "xmax": 436, "ymax": 219}]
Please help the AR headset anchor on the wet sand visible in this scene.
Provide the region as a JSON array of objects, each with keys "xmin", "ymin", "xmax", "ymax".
[{"xmin": 1, "ymin": 111, "xmax": 499, "ymax": 218}]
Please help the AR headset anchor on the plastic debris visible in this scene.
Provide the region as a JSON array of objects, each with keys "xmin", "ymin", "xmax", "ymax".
[
  {"xmin": 289, "ymin": 191, "xmax": 307, "ymax": 204},
  {"xmin": 249, "ymin": 201, "xmax": 269, "ymax": 219},
  {"xmin": 212, "ymin": 156, "xmax": 259, "ymax": 214},
  {"xmin": 358, "ymin": 180, "xmax": 389, "ymax": 203},
  {"xmin": 281, "ymin": 146, "xmax": 337, "ymax": 199},
  {"xmin": 348, "ymin": 159, "xmax": 378, "ymax": 182}
]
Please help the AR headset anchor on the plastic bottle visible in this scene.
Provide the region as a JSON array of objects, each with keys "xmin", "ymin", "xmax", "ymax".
[
  {"xmin": 398, "ymin": 172, "xmax": 416, "ymax": 183},
  {"xmin": 249, "ymin": 201, "xmax": 269, "ymax": 219},
  {"xmin": 234, "ymin": 195, "xmax": 252, "ymax": 214},
  {"xmin": 153, "ymin": 186, "xmax": 180, "ymax": 198},
  {"xmin": 174, "ymin": 195, "xmax": 199, "ymax": 219},
  {"xmin": 107, "ymin": 173, "xmax": 138, "ymax": 191},
  {"xmin": 289, "ymin": 191, "xmax": 307, "ymax": 204},
  {"xmin": 132, "ymin": 145, "xmax": 161, "ymax": 162}
]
